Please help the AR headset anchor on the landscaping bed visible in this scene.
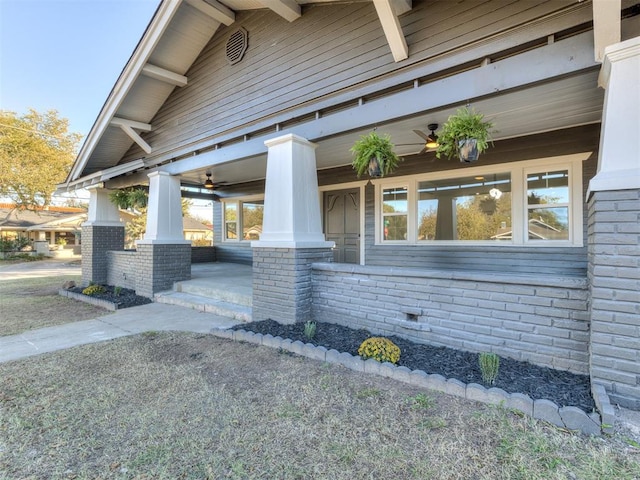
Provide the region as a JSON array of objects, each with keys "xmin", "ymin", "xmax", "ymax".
[
  {"xmin": 235, "ymin": 319, "xmax": 595, "ymax": 413},
  {"xmin": 64, "ymin": 285, "xmax": 152, "ymax": 310}
]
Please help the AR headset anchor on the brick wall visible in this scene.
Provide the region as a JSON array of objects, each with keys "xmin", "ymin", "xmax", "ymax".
[
  {"xmin": 312, "ymin": 263, "xmax": 589, "ymax": 374},
  {"xmin": 135, "ymin": 243, "xmax": 191, "ymax": 298},
  {"xmin": 191, "ymin": 246, "xmax": 216, "ymax": 263},
  {"xmin": 588, "ymin": 189, "xmax": 640, "ymax": 409},
  {"xmin": 81, "ymin": 225, "xmax": 125, "ymax": 285},
  {"xmin": 253, "ymin": 247, "xmax": 334, "ymax": 324},
  {"xmin": 106, "ymin": 251, "xmax": 138, "ymax": 290}
]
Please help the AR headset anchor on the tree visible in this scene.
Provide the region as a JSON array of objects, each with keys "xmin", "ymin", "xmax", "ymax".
[
  {"xmin": 0, "ymin": 109, "xmax": 82, "ymax": 209},
  {"xmin": 109, "ymin": 188, "xmax": 194, "ymax": 244}
]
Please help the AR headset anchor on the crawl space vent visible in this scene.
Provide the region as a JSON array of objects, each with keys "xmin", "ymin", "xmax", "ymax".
[{"xmin": 226, "ymin": 28, "xmax": 248, "ymax": 65}]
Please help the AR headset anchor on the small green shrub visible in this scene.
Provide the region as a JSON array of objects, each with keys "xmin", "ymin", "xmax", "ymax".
[
  {"xmin": 479, "ymin": 352, "xmax": 500, "ymax": 385},
  {"xmin": 358, "ymin": 337, "xmax": 401, "ymax": 364},
  {"xmin": 303, "ymin": 321, "xmax": 317, "ymax": 341},
  {"xmin": 114, "ymin": 286, "xmax": 122, "ymax": 297},
  {"xmin": 82, "ymin": 284, "xmax": 106, "ymax": 296}
]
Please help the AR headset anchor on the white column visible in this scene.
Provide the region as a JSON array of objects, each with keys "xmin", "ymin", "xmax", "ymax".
[
  {"xmin": 588, "ymin": 37, "xmax": 640, "ymax": 195},
  {"xmin": 50, "ymin": 231, "xmax": 55, "ymax": 245},
  {"xmin": 83, "ymin": 186, "xmax": 122, "ymax": 226},
  {"xmin": 138, "ymin": 171, "xmax": 189, "ymax": 244},
  {"xmin": 253, "ymin": 133, "xmax": 333, "ymax": 248}
]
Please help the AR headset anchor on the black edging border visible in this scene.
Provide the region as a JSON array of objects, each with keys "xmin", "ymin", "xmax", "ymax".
[{"xmin": 212, "ymin": 327, "xmax": 615, "ymax": 436}]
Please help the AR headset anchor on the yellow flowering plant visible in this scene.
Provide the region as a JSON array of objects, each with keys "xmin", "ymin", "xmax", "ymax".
[
  {"xmin": 82, "ymin": 284, "xmax": 106, "ymax": 296},
  {"xmin": 358, "ymin": 337, "xmax": 401, "ymax": 364}
]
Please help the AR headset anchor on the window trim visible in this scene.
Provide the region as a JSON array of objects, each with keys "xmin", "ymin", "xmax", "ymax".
[
  {"xmin": 373, "ymin": 155, "xmax": 584, "ymax": 247},
  {"xmin": 222, "ymin": 194, "xmax": 264, "ymax": 242}
]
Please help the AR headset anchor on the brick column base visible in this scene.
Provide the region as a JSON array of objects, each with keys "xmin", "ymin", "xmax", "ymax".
[
  {"xmin": 588, "ymin": 189, "xmax": 640, "ymax": 409},
  {"xmin": 253, "ymin": 247, "xmax": 334, "ymax": 324},
  {"xmin": 81, "ymin": 224, "xmax": 125, "ymax": 285},
  {"xmin": 135, "ymin": 243, "xmax": 191, "ymax": 298}
]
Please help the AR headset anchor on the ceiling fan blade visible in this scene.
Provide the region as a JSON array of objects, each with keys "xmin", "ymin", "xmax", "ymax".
[
  {"xmin": 419, "ymin": 146, "xmax": 429, "ymax": 155},
  {"xmin": 413, "ymin": 129, "xmax": 431, "ymax": 141}
]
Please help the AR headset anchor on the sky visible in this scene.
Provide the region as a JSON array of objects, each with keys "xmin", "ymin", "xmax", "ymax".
[
  {"xmin": 0, "ymin": 0, "xmax": 213, "ymax": 217},
  {"xmin": 0, "ymin": 0, "xmax": 160, "ymax": 137}
]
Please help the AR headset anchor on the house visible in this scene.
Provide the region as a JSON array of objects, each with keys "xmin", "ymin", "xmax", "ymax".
[
  {"xmin": 59, "ymin": 1, "xmax": 640, "ymax": 410},
  {"xmin": 0, "ymin": 204, "xmax": 85, "ymax": 254},
  {"xmin": 0, "ymin": 203, "xmax": 212, "ymax": 252}
]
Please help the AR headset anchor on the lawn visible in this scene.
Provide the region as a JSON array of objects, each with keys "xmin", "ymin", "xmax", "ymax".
[
  {"xmin": 0, "ymin": 269, "xmax": 638, "ymax": 479},
  {"xmin": 1, "ymin": 332, "xmax": 639, "ymax": 479},
  {"xmin": 0, "ymin": 274, "xmax": 109, "ymax": 336}
]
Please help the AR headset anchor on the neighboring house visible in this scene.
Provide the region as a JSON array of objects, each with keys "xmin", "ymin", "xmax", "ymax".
[
  {"xmin": 0, "ymin": 204, "xmax": 85, "ymax": 248},
  {"xmin": 59, "ymin": 1, "xmax": 640, "ymax": 410},
  {"xmin": 183, "ymin": 217, "xmax": 213, "ymax": 245},
  {"xmin": 0, "ymin": 204, "xmax": 210, "ymax": 250}
]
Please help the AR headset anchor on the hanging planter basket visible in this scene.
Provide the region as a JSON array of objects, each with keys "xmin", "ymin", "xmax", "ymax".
[
  {"xmin": 350, "ymin": 132, "xmax": 401, "ymax": 178},
  {"xmin": 436, "ymin": 107, "xmax": 494, "ymax": 163},
  {"xmin": 458, "ymin": 138, "xmax": 480, "ymax": 163},
  {"xmin": 368, "ymin": 157, "xmax": 382, "ymax": 177}
]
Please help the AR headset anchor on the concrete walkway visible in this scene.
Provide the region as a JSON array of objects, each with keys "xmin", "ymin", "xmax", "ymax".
[{"xmin": 0, "ymin": 303, "xmax": 240, "ymax": 363}]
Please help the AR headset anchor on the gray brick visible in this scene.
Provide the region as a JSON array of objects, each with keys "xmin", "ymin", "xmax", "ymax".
[
  {"xmin": 466, "ymin": 383, "xmax": 489, "ymax": 403},
  {"xmin": 424, "ymin": 374, "xmax": 447, "ymax": 393}
]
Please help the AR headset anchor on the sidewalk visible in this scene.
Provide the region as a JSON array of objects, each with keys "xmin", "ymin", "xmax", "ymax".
[{"xmin": 0, "ymin": 302, "xmax": 240, "ymax": 363}]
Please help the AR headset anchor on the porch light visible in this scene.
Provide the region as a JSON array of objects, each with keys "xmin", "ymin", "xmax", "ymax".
[
  {"xmin": 204, "ymin": 173, "xmax": 214, "ymax": 189},
  {"xmin": 425, "ymin": 123, "xmax": 439, "ymax": 149}
]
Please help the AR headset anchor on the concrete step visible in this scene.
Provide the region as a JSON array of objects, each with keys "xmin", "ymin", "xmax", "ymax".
[
  {"xmin": 154, "ymin": 291, "xmax": 252, "ymax": 322},
  {"xmin": 174, "ymin": 280, "xmax": 252, "ymax": 307}
]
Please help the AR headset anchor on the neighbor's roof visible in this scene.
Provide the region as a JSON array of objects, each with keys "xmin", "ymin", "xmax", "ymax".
[{"xmin": 0, "ymin": 205, "xmax": 86, "ymax": 230}]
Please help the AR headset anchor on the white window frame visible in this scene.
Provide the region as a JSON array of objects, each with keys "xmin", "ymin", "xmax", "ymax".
[
  {"xmin": 222, "ymin": 194, "xmax": 264, "ymax": 242},
  {"xmin": 373, "ymin": 155, "xmax": 585, "ymax": 247}
]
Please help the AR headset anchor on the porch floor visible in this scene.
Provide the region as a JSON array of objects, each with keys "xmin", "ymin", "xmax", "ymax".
[{"xmin": 189, "ymin": 262, "xmax": 253, "ymax": 298}]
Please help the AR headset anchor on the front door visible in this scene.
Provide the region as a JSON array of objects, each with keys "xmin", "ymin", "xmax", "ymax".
[{"xmin": 324, "ymin": 188, "xmax": 360, "ymax": 264}]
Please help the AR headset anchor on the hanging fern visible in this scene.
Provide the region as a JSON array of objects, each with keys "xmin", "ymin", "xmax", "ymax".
[{"xmin": 109, "ymin": 187, "xmax": 148, "ymax": 210}]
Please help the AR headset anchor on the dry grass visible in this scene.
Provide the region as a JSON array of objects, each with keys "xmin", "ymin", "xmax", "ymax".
[
  {"xmin": 1, "ymin": 332, "xmax": 639, "ymax": 480},
  {"xmin": 0, "ymin": 275, "xmax": 109, "ymax": 336}
]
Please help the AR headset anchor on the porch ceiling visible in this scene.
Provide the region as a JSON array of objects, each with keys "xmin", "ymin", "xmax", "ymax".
[{"xmin": 177, "ymin": 68, "xmax": 603, "ymax": 189}]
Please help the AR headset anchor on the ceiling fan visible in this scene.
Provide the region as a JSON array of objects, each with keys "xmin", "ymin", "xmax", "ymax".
[
  {"xmin": 396, "ymin": 123, "xmax": 440, "ymax": 155},
  {"xmin": 201, "ymin": 172, "xmax": 229, "ymax": 190}
]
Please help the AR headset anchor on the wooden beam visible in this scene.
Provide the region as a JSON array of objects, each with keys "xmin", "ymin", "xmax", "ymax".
[
  {"xmin": 393, "ymin": 0, "xmax": 412, "ymax": 16},
  {"xmin": 118, "ymin": 124, "xmax": 152, "ymax": 154},
  {"xmin": 373, "ymin": 0, "xmax": 408, "ymax": 62},
  {"xmin": 111, "ymin": 117, "xmax": 152, "ymax": 132},
  {"xmin": 142, "ymin": 63, "xmax": 188, "ymax": 87},
  {"xmin": 592, "ymin": 0, "xmax": 621, "ymax": 63},
  {"xmin": 185, "ymin": 0, "xmax": 235, "ymax": 26},
  {"xmin": 259, "ymin": 0, "xmax": 301, "ymax": 22}
]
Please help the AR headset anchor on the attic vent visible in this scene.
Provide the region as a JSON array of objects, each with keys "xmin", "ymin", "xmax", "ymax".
[{"xmin": 226, "ymin": 28, "xmax": 248, "ymax": 65}]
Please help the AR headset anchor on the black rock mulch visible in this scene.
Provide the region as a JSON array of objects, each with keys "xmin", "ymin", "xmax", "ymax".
[
  {"xmin": 234, "ymin": 319, "xmax": 595, "ymax": 413},
  {"xmin": 68, "ymin": 285, "xmax": 152, "ymax": 309}
]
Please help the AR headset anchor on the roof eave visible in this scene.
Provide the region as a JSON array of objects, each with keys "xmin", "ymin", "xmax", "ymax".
[{"xmin": 66, "ymin": 0, "xmax": 182, "ymax": 186}]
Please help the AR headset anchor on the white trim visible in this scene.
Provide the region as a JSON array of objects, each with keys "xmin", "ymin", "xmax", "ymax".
[
  {"xmin": 184, "ymin": 0, "xmax": 234, "ymax": 26},
  {"xmin": 373, "ymin": 0, "xmax": 409, "ymax": 62},
  {"xmin": 119, "ymin": 125, "xmax": 153, "ymax": 154},
  {"xmin": 259, "ymin": 0, "xmax": 302, "ymax": 22},
  {"xmin": 142, "ymin": 63, "xmax": 188, "ymax": 87},
  {"xmin": 373, "ymin": 154, "xmax": 588, "ymax": 247},
  {"xmin": 110, "ymin": 117, "xmax": 153, "ymax": 131},
  {"xmin": 221, "ymin": 194, "xmax": 265, "ymax": 243},
  {"xmin": 318, "ymin": 180, "xmax": 368, "ymax": 265}
]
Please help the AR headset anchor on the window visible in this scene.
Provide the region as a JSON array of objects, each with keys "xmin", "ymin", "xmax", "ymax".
[
  {"xmin": 223, "ymin": 197, "xmax": 264, "ymax": 241},
  {"xmin": 375, "ymin": 158, "xmax": 582, "ymax": 246},
  {"xmin": 382, "ymin": 186, "xmax": 408, "ymax": 241}
]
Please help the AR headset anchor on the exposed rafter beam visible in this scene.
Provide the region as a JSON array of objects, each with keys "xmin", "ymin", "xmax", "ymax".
[
  {"xmin": 111, "ymin": 117, "xmax": 152, "ymax": 132},
  {"xmin": 185, "ymin": 0, "xmax": 235, "ymax": 26},
  {"xmin": 259, "ymin": 0, "xmax": 301, "ymax": 22},
  {"xmin": 111, "ymin": 117, "xmax": 153, "ymax": 154},
  {"xmin": 142, "ymin": 63, "xmax": 188, "ymax": 87},
  {"xmin": 393, "ymin": 0, "xmax": 412, "ymax": 16},
  {"xmin": 373, "ymin": 0, "xmax": 408, "ymax": 62},
  {"xmin": 592, "ymin": 0, "xmax": 620, "ymax": 63},
  {"xmin": 119, "ymin": 125, "xmax": 152, "ymax": 154}
]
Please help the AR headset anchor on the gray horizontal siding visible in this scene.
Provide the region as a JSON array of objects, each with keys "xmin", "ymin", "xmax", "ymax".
[{"xmin": 122, "ymin": 0, "xmax": 592, "ymax": 162}]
